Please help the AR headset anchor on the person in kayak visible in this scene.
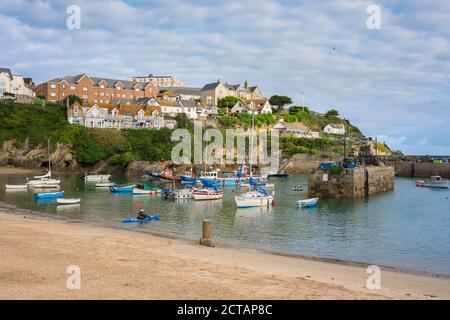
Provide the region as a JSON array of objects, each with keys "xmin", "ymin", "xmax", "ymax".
[{"xmin": 137, "ymin": 209, "xmax": 148, "ymax": 220}]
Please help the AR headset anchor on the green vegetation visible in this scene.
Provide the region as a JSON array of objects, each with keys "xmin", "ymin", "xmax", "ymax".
[
  {"xmin": 374, "ymin": 141, "xmax": 392, "ymax": 154},
  {"xmin": 325, "ymin": 109, "xmax": 339, "ymax": 117},
  {"xmin": 217, "ymin": 96, "xmax": 239, "ymax": 109},
  {"xmin": 217, "ymin": 113, "xmax": 277, "ymax": 128},
  {"xmin": 0, "ymin": 100, "xmax": 176, "ymax": 167},
  {"xmin": 269, "ymin": 95, "xmax": 292, "ymax": 113},
  {"xmin": 281, "ymin": 136, "xmax": 338, "ymax": 158},
  {"xmin": 62, "ymin": 95, "xmax": 83, "ymax": 106}
]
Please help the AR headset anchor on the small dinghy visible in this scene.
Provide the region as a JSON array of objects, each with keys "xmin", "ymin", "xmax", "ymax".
[
  {"xmin": 122, "ymin": 214, "xmax": 161, "ymax": 223},
  {"xmin": 34, "ymin": 191, "xmax": 64, "ymax": 199},
  {"xmin": 96, "ymin": 182, "xmax": 115, "ymax": 188},
  {"xmin": 5, "ymin": 184, "xmax": 28, "ymax": 190},
  {"xmin": 132, "ymin": 188, "xmax": 162, "ymax": 195},
  {"xmin": 32, "ymin": 183, "xmax": 60, "ymax": 189},
  {"xmin": 57, "ymin": 198, "xmax": 81, "ymax": 205},
  {"xmin": 297, "ymin": 197, "xmax": 319, "ymax": 208},
  {"xmin": 292, "ymin": 185, "xmax": 304, "ymax": 191},
  {"xmin": 85, "ymin": 174, "xmax": 111, "ymax": 181},
  {"xmin": 110, "ymin": 185, "xmax": 135, "ymax": 193}
]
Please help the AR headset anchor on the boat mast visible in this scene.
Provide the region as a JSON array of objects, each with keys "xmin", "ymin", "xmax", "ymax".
[
  {"xmin": 48, "ymin": 139, "xmax": 51, "ymax": 175},
  {"xmin": 249, "ymin": 111, "xmax": 255, "ymax": 178}
]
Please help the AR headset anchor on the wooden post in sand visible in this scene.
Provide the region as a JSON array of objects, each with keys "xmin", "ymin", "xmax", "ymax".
[{"xmin": 199, "ymin": 219, "xmax": 213, "ymax": 247}]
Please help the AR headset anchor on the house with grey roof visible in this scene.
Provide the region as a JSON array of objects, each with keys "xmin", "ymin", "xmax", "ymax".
[
  {"xmin": 0, "ymin": 67, "xmax": 35, "ymax": 98},
  {"xmin": 200, "ymin": 79, "xmax": 264, "ymax": 107},
  {"xmin": 324, "ymin": 123, "xmax": 346, "ymax": 135}
]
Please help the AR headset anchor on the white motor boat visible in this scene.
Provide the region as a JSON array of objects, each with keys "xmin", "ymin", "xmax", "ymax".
[
  {"xmin": 5, "ymin": 184, "xmax": 28, "ymax": 190},
  {"xmin": 31, "ymin": 183, "xmax": 60, "ymax": 189},
  {"xmin": 235, "ymin": 189, "xmax": 273, "ymax": 208},
  {"xmin": 416, "ymin": 176, "xmax": 449, "ymax": 189},
  {"xmin": 57, "ymin": 198, "xmax": 81, "ymax": 205},
  {"xmin": 85, "ymin": 174, "xmax": 111, "ymax": 182},
  {"xmin": 192, "ymin": 188, "xmax": 223, "ymax": 201}
]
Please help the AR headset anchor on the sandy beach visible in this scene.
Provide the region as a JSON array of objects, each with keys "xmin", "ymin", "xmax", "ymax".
[{"xmin": 0, "ymin": 209, "xmax": 449, "ymax": 300}]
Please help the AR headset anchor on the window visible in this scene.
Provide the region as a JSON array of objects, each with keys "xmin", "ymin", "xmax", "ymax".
[
  {"xmin": 100, "ymin": 92, "xmax": 104, "ymax": 96},
  {"xmin": 62, "ymin": 92, "xmax": 65, "ymax": 97},
  {"xmin": 100, "ymin": 85, "xmax": 105, "ymax": 89},
  {"xmin": 82, "ymin": 94, "xmax": 88, "ymax": 99},
  {"xmin": 0, "ymin": 80, "xmax": 6, "ymax": 86},
  {"xmin": 70, "ymin": 86, "xmax": 75, "ymax": 90},
  {"xmin": 82, "ymin": 86, "xmax": 88, "ymax": 91},
  {"xmin": 62, "ymin": 84, "xmax": 66, "ymax": 89},
  {"xmin": 50, "ymin": 84, "xmax": 56, "ymax": 89},
  {"xmin": 50, "ymin": 92, "xmax": 56, "ymax": 97}
]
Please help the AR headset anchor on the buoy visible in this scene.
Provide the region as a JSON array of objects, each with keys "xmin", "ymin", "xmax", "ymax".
[{"xmin": 271, "ymin": 200, "xmax": 276, "ymax": 206}]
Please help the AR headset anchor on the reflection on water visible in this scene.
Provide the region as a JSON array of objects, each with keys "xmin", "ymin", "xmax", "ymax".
[{"xmin": 1, "ymin": 172, "xmax": 449, "ymax": 275}]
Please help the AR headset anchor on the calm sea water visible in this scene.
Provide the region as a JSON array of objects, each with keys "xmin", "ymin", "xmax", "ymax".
[{"xmin": 1, "ymin": 173, "xmax": 449, "ymax": 275}]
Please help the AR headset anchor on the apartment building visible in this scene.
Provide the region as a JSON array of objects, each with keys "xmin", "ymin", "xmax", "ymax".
[
  {"xmin": 0, "ymin": 67, "xmax": 35, "ymax": 98},
  {"xmin": 129, "ymin": 74, "xmax": 183, "ymax": 87},
  {"xmin": 36, "ymin": 73, "xmax": 158, "ymax": 104}
]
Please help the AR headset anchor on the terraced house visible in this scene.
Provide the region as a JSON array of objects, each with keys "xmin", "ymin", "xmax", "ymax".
[
  {"xmin": 67, "ymin": 102, "xmax": 164, "ymax": 129},
  {"xmin": 36, "ymin": 73, "xmax": 157, "ymax": 104},
  {"xmin": 201, "ymin": 79, "xmax": 263, "ymax": 107}
]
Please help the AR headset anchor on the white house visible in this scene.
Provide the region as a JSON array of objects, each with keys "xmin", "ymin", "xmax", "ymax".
[
  {"xmin": 324, "ymin": 123, "xmax": 345, "ymax": 135},
  {"xmin": 231, "ymin": 99, "xmax": 272, "ymax": 114}
]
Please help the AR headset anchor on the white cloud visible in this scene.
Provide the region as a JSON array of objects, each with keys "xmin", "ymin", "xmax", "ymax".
[{"xmin": 0, "ymin": 0, "xmax": 449, "ymax": 154}]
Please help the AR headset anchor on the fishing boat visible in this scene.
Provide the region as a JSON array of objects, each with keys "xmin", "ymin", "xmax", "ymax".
[
  {"xmin": 235, "ymin": 188, "xmax": 274, "ymax": 208},
  {"xmin": 416, "ymin": 176, "xmax": 449, "ymax": 189},
  {"xmin": 132, "ymin": 187, "xmax": 162, "ymax": 195},
  {"xmin": 122, "ymin": 214, "xmax": 161, "ymax": 223},
  {"xmin": 198, "ymin": 170, "xmax": 224, "ymax": 182},
  {"xmin": 33, "ymin": 191, "xmax": 64, "ymax": 199},
  {"xmin": 292, "ymin": 185, "xmax": 304, "ymax": 191},
  {"xmin": 156, "ymin": 168, "xmax": 181, "ymax": 181},
  {"xmin": 164, "ymin": 188, "xmax": 194, "ymax": 199},
  {"xmin": 84, "ymin": 174, "xmax": 111, "ymax": 182},
  {"xmin": 110, "ymin": 185, "xmax": 135, "ymax": 193},
  {"xmin": 297, "ymin": 197, "xmax": 319, "ymax": 208},
  {"xmin": 180, "ymin": 170, "xmax": 197, "ymax": 184},
  {"xmin": 57, "ymin": 198, "xmax": 81, "ymax": 205},
  {"xmin": 5, "ymin": 184, "xmax": 28, "ymax": 190},
  {"xmin": 95, "ymin": 182, "xmax": 116, "ymax": 188},
  {"xmin": 192, "ymin": 188, "xmax": 223, "ymax": 201}
]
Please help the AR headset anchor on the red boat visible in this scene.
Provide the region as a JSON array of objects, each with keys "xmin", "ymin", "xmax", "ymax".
[{"xmin": 157, "ymin": 168, "xmax": 181, "ymax": 181}]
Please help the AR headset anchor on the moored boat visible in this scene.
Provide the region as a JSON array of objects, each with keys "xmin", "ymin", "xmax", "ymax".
[
  {"xmin": 235, "ymin": 188, "xmax": 274, "ymax": 208},
  {"xmin": 240, "ymin": 178, "xmax": 275, "ymax": 189},
  {"xmin": 5, "ymin": 184, "xmax": 28, "ymax": 190},
  {"xmin": 192, "ymin": 188, "xmax": 223, "ymax": 201},
  {"xmin": 85, "ymin": 174, "xmax": 111, "ymax": 182},
  {"xmin": 297, "ymin": 197, "xmax": 319, "ymax": 208},
  {"xmin": 33, "ymin": 191, "xmax": 64, "ymax": 199},
  {"xmin": 132, "ymin": 187, "xmax": 162, "ymax": 195},
  {"xmin": 95, "ymin": 182, "xmax": 116, "ymax": 188},
  {"xmin": 57, "ymin": 198, "xmax": 81, "ymax": 205},
  {"xmin": 110, "ymin": 185, "xmax": 135, "ymax": 193},
  {"xmin": 416, "ymin": 176, "xmax": 449, "ymax": 189},
  {"xmin": 31, "ymin": 183, "xmax": 60, "ymax": 189}
]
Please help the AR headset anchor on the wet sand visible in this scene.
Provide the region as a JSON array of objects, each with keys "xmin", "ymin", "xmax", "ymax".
[{"xmin": 0, "ymin": 210, "xmax": 449, "ymax": 300}]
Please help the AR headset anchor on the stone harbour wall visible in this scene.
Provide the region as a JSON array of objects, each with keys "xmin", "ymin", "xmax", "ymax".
[{"xmin": 308, "ymin": 166, "xmax": 395, "ymax": 198}]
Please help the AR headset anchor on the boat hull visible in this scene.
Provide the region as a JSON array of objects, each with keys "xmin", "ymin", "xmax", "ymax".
[
  {"xmin": 57, "ymin": 198, "xmax": 81, "ymax": 205},
  {"xmin": 297, "ymin": 197, "xmax": 319, "ymax": 208},
  {"xmin": 27, "ymin": 179, "xmax": 61, "ymax": 186},
  {"xmin": 132, "ymin": 188, "xmax": 161, "ymax": 195},
  {"xmin": 85, "ymin": 175, "xmax": 111, "ymax": 181},
  {"xmin": 416, "ymin": 181, "xmax": 449, "ymax": 189},
  {"xmin": 5, "ymin": 184, "xmax": 28, "ymax": 190},
  {"xmin": 235, "ymin": 196, "xmax": 273, "ymax": 208},
  {"xmin": 34, "ymin": 191, "xmax": 64, "ymax": 199},
  {"xmin": 192, "ymin": 189, "xmax": 223, "ymax": 201},
  {"xmin": 110, "ymin": 185, "xmax": 135, "ymax": 193}
]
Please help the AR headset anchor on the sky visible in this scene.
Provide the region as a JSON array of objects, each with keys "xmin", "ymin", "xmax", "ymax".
[{"xmin": 0, "ymin": 0, "xmax": 449, "ymax": 155}]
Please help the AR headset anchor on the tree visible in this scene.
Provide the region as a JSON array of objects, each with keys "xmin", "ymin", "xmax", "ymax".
[
  {"xmin": 269, "ymin": 95, "xmax": 292, "ymax": 112},
  {"xmin": 62, "ymin": 95, "xmax": 83, "ymax": 106},
  {"xmin": 325, "ymin": 109, "xmax": 339, "ymax": 117},
  {"xmin": 217, "ymin": 96, "xmax": 238, "ymax": 109}
]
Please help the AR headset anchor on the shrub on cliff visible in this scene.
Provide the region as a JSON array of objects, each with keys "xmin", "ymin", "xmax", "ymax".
[{"xmin": 108, "ymin": 152, "xmax": 136, "ymax": 166}]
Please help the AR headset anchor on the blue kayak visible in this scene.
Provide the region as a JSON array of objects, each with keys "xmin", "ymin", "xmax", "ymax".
[
  {"xmin": 122, "ymin": 214, "xmax": 160, "ymax": 223},
  {"xmin": 34, "ymin": 191, "xmax": 64, "ymax": 199}
]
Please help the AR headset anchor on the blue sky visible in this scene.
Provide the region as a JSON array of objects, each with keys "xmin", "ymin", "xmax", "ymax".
[{"xmin": 0, "ymin": 0, "xmax": 449, "ymax": 154}]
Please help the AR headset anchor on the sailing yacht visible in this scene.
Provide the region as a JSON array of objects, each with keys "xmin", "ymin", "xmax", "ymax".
[{"xmin": 26, "ymin": 140, "xmax": 60, "ymax": 186}]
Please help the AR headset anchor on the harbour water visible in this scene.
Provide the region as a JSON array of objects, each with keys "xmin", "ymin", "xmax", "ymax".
[{"xmin": 1, "ymin": 173, "xmax": 449, "ymax": 275}]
